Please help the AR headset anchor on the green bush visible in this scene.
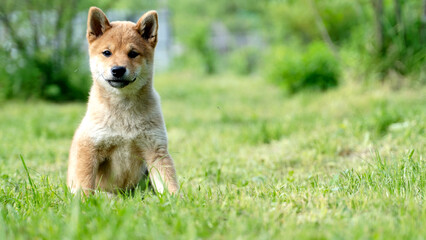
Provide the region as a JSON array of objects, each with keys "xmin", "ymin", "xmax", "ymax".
[
  {"xmin": 228, "ymin": 47, "xmax": 259, "ymax": 75},
  {"xmin": 342, "ymin": 0, "xmax": 425, "ymax": 79},
  {"xmin": 265, "ymin": 0, "xmax": 361, "ymax": 44},
  {"xmin": 0, "ymin": 49, "xmax": 90, "ymax": 101},
  {"xmin": 188, "ymin": 25, "xmax": 217, "ymax": 75},
  {"xmin": 0, "ymin": 0, "xmax": 113, "ymax": 101},
  {"xmin": 267, "ymin": 41, "xmax": 339, "ymax": 93}
]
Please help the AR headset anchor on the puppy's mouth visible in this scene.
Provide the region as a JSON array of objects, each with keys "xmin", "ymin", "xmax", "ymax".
[{"xmin": 106, "ymin": 78, "xmax": 136, "ymax": 88}]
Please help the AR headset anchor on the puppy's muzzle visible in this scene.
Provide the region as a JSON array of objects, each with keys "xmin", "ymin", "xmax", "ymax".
[{"xmin": 107, "ymin": 66, "xmax": 135, "ymax": 88}]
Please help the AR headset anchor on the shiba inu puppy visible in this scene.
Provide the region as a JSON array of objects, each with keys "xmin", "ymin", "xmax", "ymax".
[{"xmin": 67, "ymin": 7, "xmax": 179, "ymax": 195}]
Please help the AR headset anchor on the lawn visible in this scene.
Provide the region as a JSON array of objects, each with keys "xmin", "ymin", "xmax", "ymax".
[{"xmin": 0, "ymin": 72, "xmax": 425, "ymax": 239}]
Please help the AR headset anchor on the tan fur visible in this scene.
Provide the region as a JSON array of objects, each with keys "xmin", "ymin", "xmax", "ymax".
[{"xmin": 67, "ymin": 7, "xmax": 179, "ymax": 195}]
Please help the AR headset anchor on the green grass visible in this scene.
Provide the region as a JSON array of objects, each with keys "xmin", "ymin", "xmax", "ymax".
[{"xmin": 0, "ymin": 72, "xmax": 425, "ymax": 239}]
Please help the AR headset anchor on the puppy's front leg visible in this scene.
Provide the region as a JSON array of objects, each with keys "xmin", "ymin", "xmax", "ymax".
[
  {"xmin": 67, "ymin": 137, "xmax": 99, "ymax": 196},
  {"xmin": 145, "ymin": 148, "xmax": 179, "ymax": 194}
]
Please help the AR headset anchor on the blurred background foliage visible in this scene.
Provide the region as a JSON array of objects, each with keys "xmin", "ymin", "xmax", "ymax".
[{"xmin": 0, "ymin": 0, "xmax": 424, "ymax": 101}]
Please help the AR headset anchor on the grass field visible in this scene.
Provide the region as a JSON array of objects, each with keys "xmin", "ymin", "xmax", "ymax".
[{"xmin": 0, "ymin": 72, "xmax": 425, "ymax": 239}]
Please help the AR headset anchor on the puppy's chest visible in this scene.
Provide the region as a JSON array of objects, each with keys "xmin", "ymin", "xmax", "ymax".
[
  {"xmin": 91, "ymin": 120, "xmax": 164, "ymax": 154},
  {"xmin": 83, "ymin": 107, "xmax": 167, "ymax": 171},
  {"xmin": 96, "ymin": 135, "xmax": 147, "ymax": 190}
]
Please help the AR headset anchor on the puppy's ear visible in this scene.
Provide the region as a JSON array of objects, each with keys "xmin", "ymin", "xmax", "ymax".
[
  {"xmin": 135, "ymin": 11, "xmax": 158, "ymax": 48},
  {"xmin": 87, "ymin": 7, "xmax": 111, "ymax": 43}
]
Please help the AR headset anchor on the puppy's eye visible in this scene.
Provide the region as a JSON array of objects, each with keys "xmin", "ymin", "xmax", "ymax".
[
  {"xmin": 102, "ymin": 50, "xmax": 112, "ymax": 57},
  {"xmin": 128, "ymin": 51, "xmax": 139, "ymax": 59}
]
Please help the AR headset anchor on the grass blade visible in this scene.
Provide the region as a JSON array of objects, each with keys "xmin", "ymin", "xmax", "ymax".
[{"xmin": 20, "ymin": 154, "xmax": 39, "ymax": 203}]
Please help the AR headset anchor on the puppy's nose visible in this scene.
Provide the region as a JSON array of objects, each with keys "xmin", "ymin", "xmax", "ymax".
[{"xmin": 111, "ymin": 66, "xmax": 126, "ymax": 78}]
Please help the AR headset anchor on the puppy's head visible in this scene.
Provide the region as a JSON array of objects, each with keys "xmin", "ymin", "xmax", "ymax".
[{"xmin": 87, "ymin": 7, "xmax": 158, "ymax": 93}]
